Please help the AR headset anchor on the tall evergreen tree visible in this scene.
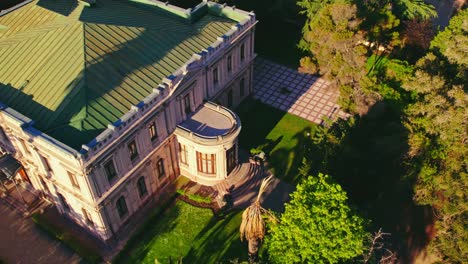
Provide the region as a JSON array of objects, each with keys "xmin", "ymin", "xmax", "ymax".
[{"xmin": 403, "ymin": 9, "xmax": 467, "ymax": 262}]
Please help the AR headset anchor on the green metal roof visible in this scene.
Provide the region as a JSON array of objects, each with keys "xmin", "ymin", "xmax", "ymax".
[{"xmin": 0, "ymin": 0, "xmax": 239, "ymax": 150}]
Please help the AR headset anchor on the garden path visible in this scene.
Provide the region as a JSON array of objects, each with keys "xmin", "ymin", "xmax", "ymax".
[{"xmin": 253, "ymin": 58, "xmax": 349, "ymax": 124}]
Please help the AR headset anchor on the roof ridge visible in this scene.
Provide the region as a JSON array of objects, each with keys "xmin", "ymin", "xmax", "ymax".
[{"xmin": 0, "ymin": 19, "xmax": 75, "ymax": 48}]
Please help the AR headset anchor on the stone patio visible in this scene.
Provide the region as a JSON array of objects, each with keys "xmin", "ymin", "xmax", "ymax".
[{"xmin": 253, "ymin": 57, "xmax": 349, "ymax": 124}]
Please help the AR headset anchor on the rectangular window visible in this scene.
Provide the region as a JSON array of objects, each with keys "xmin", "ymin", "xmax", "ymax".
[
  {"xmin": 227, "ymin": 55, "xmax": 232, "ymax": 72},
  {"xmin": 82, "ymin": 208, "xmax": 94, "ymax": 226},
  {"xmin": 104, "ymin": 160, "xmax": 117, "ymax": 183},
  {"xmin": 184, "ymin": 94, "xmax": 191, "ymax": 114},
  {"xmin": 227, "ymin": 89, "xmax": 233, "ymax": 108},
  {"xmin": 57, "ymin": 193, "xmax": 70, "ymax": 212},
  {"xmin": 116, "ymin": 196, "xmax": 128, "ymax": 218},
  {"xmin": 196, "ymin": 152, "xmax": 216, "ymax": 174},
  {"xmin": 179, "ymin": 143, "xmax": 188, "ymax": 165},
  {"xmin": 20, "ymin": 139, "xmax": 30, "ymax": 155},
  {"xmin": 157, "ymin": 158, "xmax": 165, "ymax": 178},
  {"xmin": 240, "ymin": 43, "xmax": 245, "ymax": 62},
  {"xmin": 40, "ymin": 155, "xmax": 52, "ymax": 172},
  {"xmin": 137, "ymin": 177, "xmax": 148, "ymax": 198},
  {"xmin": 149, "ymin": 122, "xmax": 158, "ymax": 142},
  {"xmin": 213, "ymin": 67, "xmax": 219, "ymax": 85},
  {"xmin": 128, "ymin": 140, "xmax": 139, "ymax": 161},
  {"xmin": 240, "ymin": 78, "xmax": 245, "ymax": 97},
  {"xmin": 68, "ymin": 171, "xmax": 80, "ymax": 189}
]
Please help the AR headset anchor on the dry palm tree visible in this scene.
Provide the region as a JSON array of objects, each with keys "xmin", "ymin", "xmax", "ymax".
[{"xmin": 240, "ymin": 175, "xmax": 277, "ymax": 262}]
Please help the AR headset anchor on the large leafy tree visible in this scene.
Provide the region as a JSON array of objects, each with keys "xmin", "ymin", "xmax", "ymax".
[
  {"xmin": 265, "ymin": 173, "xmax": 367, "ymax": 263},
  {"xmin": 403, "ymin": 9, "xmax": 467, "ymax": 262}
]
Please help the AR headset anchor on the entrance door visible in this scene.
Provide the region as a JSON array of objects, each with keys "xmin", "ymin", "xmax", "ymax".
[{"xmin": 226, "ymin": 146, "xmax": 236, "ymax": 175}]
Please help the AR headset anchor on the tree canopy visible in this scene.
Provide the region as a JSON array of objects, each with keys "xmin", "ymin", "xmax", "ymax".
[
  {"xmin": 265, "ymin": 173, "xmax": 366, "ymax": 263},
  {"xmin": 403, "ymin": 9, "xmax": 468, "ymax": 262}
]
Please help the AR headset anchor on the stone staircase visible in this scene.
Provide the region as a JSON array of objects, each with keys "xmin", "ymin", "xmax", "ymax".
[{"xmin": 214, "ymin": 162, "xmax": 267, "ymax": 208}]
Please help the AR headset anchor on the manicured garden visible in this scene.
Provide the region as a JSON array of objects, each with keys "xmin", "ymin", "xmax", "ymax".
[
  {"xmin": 236, "ymin": 98, "xmax": 316, "ymax": 184},
  {"xmin": 114, "ymin": 201, "xmax": 246, "ymax": 264}
]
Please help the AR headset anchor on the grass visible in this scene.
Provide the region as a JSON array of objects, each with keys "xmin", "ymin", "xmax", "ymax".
[
  {"xmin": 115, "ymin": 201, "xmax": 246, "ymax": 264},
  {"xmin": 31, "ymin": 213, "xmax": 102, "ymax": 263},
  {"xmin": 236, "ymin": 98, "xmax": 316, "ymax": 184}
]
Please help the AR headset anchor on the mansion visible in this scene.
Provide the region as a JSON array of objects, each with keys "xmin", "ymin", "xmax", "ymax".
[{"xmin": 0, "ymin": 0, "xmax": 255, "ymax": 242}]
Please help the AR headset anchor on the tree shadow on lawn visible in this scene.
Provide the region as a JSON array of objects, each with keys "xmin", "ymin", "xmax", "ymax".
[
  {"xmin": 306, "ymin": 102, "xmax": 435, "ymax": 263},
  {"xmin": 236, "ymin": 97, "xmax": 287, "ymax": 151},
  {"xmin": 184, "ymin": 211, "xmax": 247, "ymax": 264},
  {"xmin": 236, "ymin": 97, "xmax": 317, "ymax": 185}
]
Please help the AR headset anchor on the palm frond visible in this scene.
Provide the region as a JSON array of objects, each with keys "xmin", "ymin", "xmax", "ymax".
[{"xmin": 256, "ymin": 175, "xmax": 274, "ymax": 203}]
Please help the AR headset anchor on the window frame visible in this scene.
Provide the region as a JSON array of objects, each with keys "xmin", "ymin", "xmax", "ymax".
[
  {"xmin": 104, "ymin": 159, "xmax": 118, "ymax": 183},
  {"xmin": 227, "ymin": 55, "xmax": 232, "ymax": 72},
  {"xmin": 137, "ymin": 176, "xmax": 148, "ymax": 198},
  {"xmin": 156, "ymin": 158, "xmax": 165, "ymax": 178},
  {"xmin": 82, "ymin": 208, "xmax": 94, "ymax": 226},
  {"xmin": 183, "ymin": 94, "xmax": 191, "ymax": 114},
  {"xmin": 196, "ymin": 152, "xmax": 216, "ymax": 174},
  {"xmin": 128, "ymin": 140, "xmax": 139, "ymax": 161},
  {"xmin": 67, "ymin": 171, "xmax": 80, "ymax": 189},
  {"xmin": 57, "ymin": 193, "xmax": 70, "ymax": 212},
  {"xmin": 213, "ymin": 67, "xmax": 219, "ymax": 85},
  {"xmin": 179, "ymin": 143, "xmax": 188, "ymax": 165},
  {"xmin": 240, "ymin": 43, "xmax": 245, "ymax": 62},
  {"xmin": 148, "ymin": 122, "xmax": 158, "ymax": 142},
  {"xmin": 116, "ymin": 196, "xmax": 128, "ymax": 218}
]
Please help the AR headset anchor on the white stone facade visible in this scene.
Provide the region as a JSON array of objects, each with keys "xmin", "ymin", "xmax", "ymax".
[{"xmin": 0, "ymin": 1, "xmax": 256, "ymax": 242}]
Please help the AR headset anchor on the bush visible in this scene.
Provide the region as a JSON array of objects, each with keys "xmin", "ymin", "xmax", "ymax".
[
  {"xmin": 177, "ymin": 189, "xmax": 212, "ymax": 204},
  {"xmin": 31, "ymin": 213, "xmax": 102, "ymax": 263}
]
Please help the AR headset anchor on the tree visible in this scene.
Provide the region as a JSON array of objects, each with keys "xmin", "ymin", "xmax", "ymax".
[
  {"xmin": 403, "ymin": 9, "xmax": 468, "ymax": 262},
  {"xmin": 240, "ymin": 176, "xmax": 276, "ymax": 262},
  {"xmin": 298, "ymin": 2, "xmax": 379, "ymax": 113},
  {"xmin": 265, "ymin": 173, "xmax": 367, "ymax": 263}
]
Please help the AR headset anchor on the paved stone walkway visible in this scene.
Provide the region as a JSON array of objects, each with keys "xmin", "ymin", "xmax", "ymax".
[
  {"xmin": 0, "ymin": 203, "xmax": 81, "ymax": 264},
  {"xmin": 253, "ymin": 58, "xmax": 349, "ymax": 124}
]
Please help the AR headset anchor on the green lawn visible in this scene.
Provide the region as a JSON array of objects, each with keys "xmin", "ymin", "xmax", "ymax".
[
  {"xmin": 236, "ymin": 98, "xmax": 316, "ymax": 184},
  {"xmin": 115, "ymin": 201, "xmax": 246, "ymax": 264}
]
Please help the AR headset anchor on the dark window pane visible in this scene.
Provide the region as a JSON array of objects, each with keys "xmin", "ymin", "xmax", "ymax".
[
  {"xmin": 128, "ymin": 140, "xmax": 139, "ymax": 161},
  {"xmin": 184, "ymin": 94, "xmax": 191, "ymax": 114},
  {"xmin": 157, "ymin": 159, "xmax": 165, "ymax": 178},
  {"xmin": 213, "ymin": 67, "xmax": 218, "ymax": 85},
  {"xmin": 116, "ymin": 196, "xmax": 128, "ymax": 218},
  {"xmin": 240, "ymin": 43, "xmax": 245, "ymax": 61},
  {"xmin": 137, "ymin": 177, "xmax": 148, "ymax": 198},
  {"xmin": 57, "ymin": 193, "xmax": 70, "ymax": 212},
  {"xmin": 105, "ymin": 160, "xmax": 117, "ymax": 182},
  {"xmin": 149, "ymin": 123, "xmax": 158, "ymax": 141}
]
